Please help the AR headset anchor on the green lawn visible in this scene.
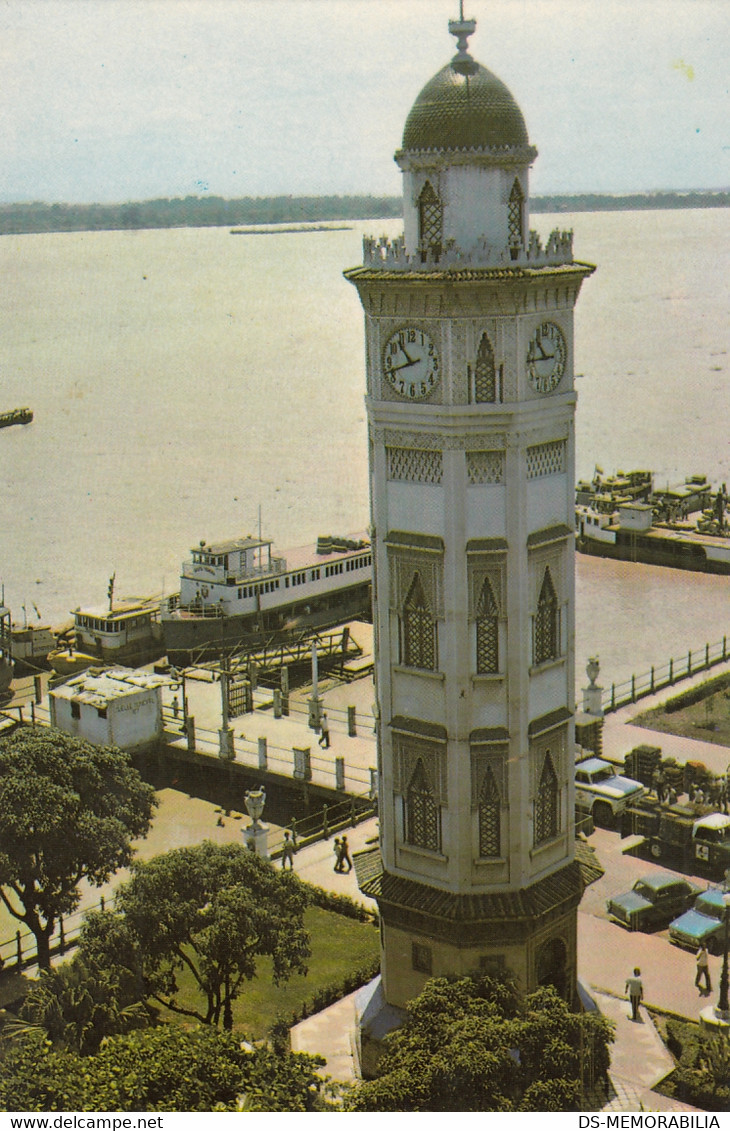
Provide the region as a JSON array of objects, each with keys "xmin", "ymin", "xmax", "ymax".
[
  {"xmin": 633, "ymin": 687, "xmax": 730, "ymax": 751},
  {"xmin": 156, "ymin": 905, "xmax": 380, "ymax": 1040}
]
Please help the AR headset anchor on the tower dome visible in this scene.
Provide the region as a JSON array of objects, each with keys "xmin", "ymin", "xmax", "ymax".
[{"xmin": 401, "ymin": 60, "xmax": 530, "ymax": 153}]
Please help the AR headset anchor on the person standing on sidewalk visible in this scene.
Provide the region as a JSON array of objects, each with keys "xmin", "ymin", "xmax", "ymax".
[
  {"xmin": 318, "ymin": 711, "xmax": 330, "ymax": 749},
  {"xmin": 695, "ymin": 942, "xmax": 712, "ymax": 994},
  {"xmin": 281, "ymin": 831, "xmax": 295, "ymax": 871},
  {"xmin": 625, "ymin": 967, "xmax": 643, "ymax": 1021},
  {"xmin": 333, "ymin": 837, "xmax": 344, "ymax": 873},
  {"xmin": 340, "ymin": 835, "xmax": 353, "ymax": 874}
]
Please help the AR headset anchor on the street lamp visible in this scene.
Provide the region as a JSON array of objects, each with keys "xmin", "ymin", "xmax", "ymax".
[{"xmin": 716, "ymin": 891, "xmax": 730, "ymax": 1021}]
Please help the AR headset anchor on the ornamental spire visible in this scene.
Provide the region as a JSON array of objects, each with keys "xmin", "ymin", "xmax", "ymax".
[{"xmin": 448, "ymin": 1, "xmax": 477, "ymax": 75}]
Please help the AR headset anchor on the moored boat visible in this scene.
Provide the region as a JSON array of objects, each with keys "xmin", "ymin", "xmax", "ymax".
[
  {"xmin": 48, "ymin": 589, "xmax": 164, "ymax": 674},
  {"xmin": 576, "ymin": 469, "xmax": 730, "ymax": 574},
  {"xmin": 10, "ymin": 618, "xmax": 56, "ymax": 675},
  {"xmin": 0, "ymin": 407, "xmax": 33, "ymax": 429},
  {"xmin": 161, "ymin": 531, "xmax": 373, "ymax": 665}
]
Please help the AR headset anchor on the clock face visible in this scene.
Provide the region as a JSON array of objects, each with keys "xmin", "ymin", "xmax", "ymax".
[
  {"xmin": 383, "ymin": 327, "xmax": 440, "ymax": 400},
  {"xmin": 526, "ymin": 321, "xmax": 567, "ymax": 394}
]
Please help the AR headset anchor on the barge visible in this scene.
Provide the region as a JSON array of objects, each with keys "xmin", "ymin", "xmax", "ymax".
[
  {"xmin": 576, "ymin": 470, "xmax": 730, "ymax": 574},
  {"xmin": 0, "ymin": 407, "xmax": 33, "ymax": 430},
  {"xmin": 161, "ymin": 532, "xmax": 372, "ymax": 665}
]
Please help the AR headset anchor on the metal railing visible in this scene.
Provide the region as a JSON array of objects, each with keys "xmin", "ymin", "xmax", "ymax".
[{"xmin": 601, "ymin": 635, "xmax": 729, "ymax": 714}]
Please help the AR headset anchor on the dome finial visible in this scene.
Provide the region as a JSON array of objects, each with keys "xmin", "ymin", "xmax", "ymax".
[{"xmin": 448, "ymin": 2, "xmax": 477, "ymax": 75}]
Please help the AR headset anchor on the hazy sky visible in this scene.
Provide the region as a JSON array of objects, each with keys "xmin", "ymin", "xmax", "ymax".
[{"xmin": 1, "ymin": 0, "xmax": 728, "ymax": 203}]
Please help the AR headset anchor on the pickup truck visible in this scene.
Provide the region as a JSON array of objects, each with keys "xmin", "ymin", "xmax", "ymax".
[
  {"xmin": 574, "ymin": 757, "xmax": 645, "ymax": 827},
  {"xmin": 620, "ymin": 803, "xmax": 730, "ymax": 880}
]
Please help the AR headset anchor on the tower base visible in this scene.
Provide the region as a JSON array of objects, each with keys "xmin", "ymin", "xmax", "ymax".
[{"xmin": 360, "ymin": 858, "xmax": 583, "ymax": 1011}]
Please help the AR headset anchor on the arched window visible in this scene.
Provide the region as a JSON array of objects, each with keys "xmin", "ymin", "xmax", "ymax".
[
  {"xmin": 508, "ymin": 178, "xmax": 524, "ymax": 260},
  {"xmin": 473, "ymin": 333, "xmax": 496, "ymax": 403},
  {"xmin": 405, "ymin": 758, "xmax": 441, "ymax": 851},
  {"xmin": 534, "ymin": 752, "xmax": 559, "ymax": 844},
  {"xmin": 419, "ymin": 181, "xmax": 443, "ymax": 262},
  {"xmin": 533, "ymin": 567, "xmax": 559, "ymax": 665},
  {"xmin": 475, "ymin": 577, "xmax": 499, "ymax": 674},
  {"xmin": 402, "ymin": 573, "xmax": 436, "ymax": 671},
  {"xmin": 478, "ymin": 766, "xmax": 501, "ymax": 857}
]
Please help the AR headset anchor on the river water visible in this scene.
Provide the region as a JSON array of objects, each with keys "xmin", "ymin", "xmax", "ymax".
[{"xmin": 1, "ymin": 210, "xmax": 729, "ymax": 691}]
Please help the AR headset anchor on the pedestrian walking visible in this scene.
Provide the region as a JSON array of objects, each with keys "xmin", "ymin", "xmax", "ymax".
[
  {"xmin": 625, "ymin": 967, "xmax": 643, "ymax": 1021},
  {"xmin": 281, "ymin": 831, "xmax": 295, "ymax": 871},
  {"xmin": 290, "ymin": 817, "xmax": 298, "ymax": 848},
  {"xmin": 318, "ymin": 711, "xmax": 330, "ymax": 749},
  {"xmin": 695, "ymin": 942, "xmax": 712, "ymax": 994},
  {"xmin": 333, "ymin": 837, "xmax": 343, "ymax": 873},
  {"xmin": 340, "ymin": 834, "xmax": 353, "ymax": 874}
]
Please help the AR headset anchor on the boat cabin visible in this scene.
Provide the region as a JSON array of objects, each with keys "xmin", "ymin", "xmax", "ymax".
[{"xmin": 72, "ymin": 600, "xmax": 162, "ymax": 665}]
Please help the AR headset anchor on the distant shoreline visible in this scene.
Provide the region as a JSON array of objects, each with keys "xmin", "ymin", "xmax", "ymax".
[{"xmin": 1, "ymin": 190, "xmax": 728, "ymax": 235}]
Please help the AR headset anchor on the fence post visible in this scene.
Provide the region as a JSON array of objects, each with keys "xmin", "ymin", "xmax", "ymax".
[
  {"xmin": 706, "ymin": 643, "xmax": 710, "ymax": 669},
  {"xmin": 273, "ymin": 689, "xmax": 282, "ymax": 719},
  {"xmin": 611, "ymin": 683, "xmax": 616, "ymax": 710},
  {"xmin": 347, "ymin": 705, "xmax": 357, "ymax": 737},
  {"xmin": 34, "ymin": 674, "xmax": 43, "ymax": 704},
  {"xmin": 669, "ymin": 657, "xmax": 674, "ymax": 684},
  {"xmin": 650, "ymin": 666, "xmax": 655, "ymax": 693},
  {"xmin": 100, "ymin": 896, "xmax": 105, "ymax": 912},
  {"xmin": 724, "ymin": 636, "xmax": 727, "ymax": 662},
  {"xmin": 688, "ymin": 650, "xmax": 692, "ymax": 676},
  {"xmin": 58, "ymin": 916, "xmax": 65, "ymax": 954},
  {"xmin": 322, "ymin": 804, "xmax": 330, "ymax": 839},
  {"xmin": 281, "ymin": 666, "xmax": 289, "ymax": 717},
  {"xmin": 631, "ymin": 675, "xmax": 636, "ymax": 703},
  {"xmin": 16, "ymin": 930, "xmax": 22, "ymax": 968},
  {"xmin": 258, "ymin": 736, "xmax": 268, "ymax": 771},
  {"xmin": 185, "ymin": 716, "xmax": 196, "ymax": 752},
  {"xmin": 335, "ymin": 756, "xmax": 345, "ymax": 791},
  {"xmin": 293, "ymin": 746, "xmax": 312, "ymax": 782},
  {"xmin": 369, "ymin": 767, "xmax": 378, "ymax": 801},
  {"xmin": 30, "ymin": 702, "xmax": 36, "ymax": 725}
]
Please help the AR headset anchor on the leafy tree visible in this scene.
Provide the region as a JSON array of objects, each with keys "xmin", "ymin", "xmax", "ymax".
[
  {"xmin": 0, "ymin": 1026, "xmax": 335, "ymax": 1112},
  {"xmin": 347, "ymin": 975, "xmax": 614, "ymax": 1112},
  {"xmin": 0, "ymin": 727, "xmax": 155, "ymax": 970},
  {"xmin": 19, "ymin": 945, "xmax": 149, "ymax": 1054},
  {"xmin": 79, "ymin": 841, "xmax": 311, "ymax": 1029}
]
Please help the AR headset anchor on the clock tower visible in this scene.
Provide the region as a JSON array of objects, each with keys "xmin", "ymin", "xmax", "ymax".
[{"xmin": 346, "ymin": 10, "xmax": 594, "ymax": 1020}]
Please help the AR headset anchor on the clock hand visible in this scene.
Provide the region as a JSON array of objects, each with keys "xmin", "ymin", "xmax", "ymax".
[
  {"xmin": 534, "ymin": 338, "xmax": 547, "ymax": 360},
  {"xmin": 400, "ymin": 344, "xmax": 416, "ymax": 365},
  {"xmin": 388, "ymin": 357, "xmax": 421, "ymax": 373}
]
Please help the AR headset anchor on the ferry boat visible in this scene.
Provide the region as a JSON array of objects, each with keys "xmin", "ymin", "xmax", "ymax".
[
  {"xmin": 576, "ymin": 470, "xmax": 730, "ymax": 575},
  {"xmin": 0, "ymin": 407, "xmax": 33, "ymax": 429},
  {"xmin": 48, "ymin": 594, "xmax": 164, "ymax": 675},
  {"xmin": 161, "ymin": 532, "xmax": 373, "ymax": 664},
  {"xmin": 10, "ymin": 617, "xmax": 56, "ymax": 675}
]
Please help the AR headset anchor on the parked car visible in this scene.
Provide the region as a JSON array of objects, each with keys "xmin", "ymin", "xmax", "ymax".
[
  {"xmin": 606, "ymin": 872, "xmax": 701, "ymax": 932},
  {"xmin": 669, "ymin": 888, "xmax": 729, "ymax": 955},
  {"xmin": 575, "ymin": 757, "xmax": 645, "ymax": 826}
]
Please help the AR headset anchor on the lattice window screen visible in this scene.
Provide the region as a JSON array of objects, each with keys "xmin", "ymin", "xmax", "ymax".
[
  {"xmin": 476, "ymin": 578, "xmax": 499, "ymax": 674},
  {"xmin": 467, "ymin": 449, "xmax": 504, "ymax": 485},
  {"xmin": 478, "ymin": 767, "xmax": 501, "ymax": 857},
  {"xmin": 474, "ymin": 333, "xmax": 496, "ymax": 403},
  {"xmin": 533, "ymin": 567, "xmax": 559, "ymax": 665},
  {"xmin": 405, "ymin": 758, "xmax": 441, "ymax": 851},
  {"xmin": 403, "ymin": 573, "xmax": 436, "ymax": 670},
  {"xmin": 527, "ymin": 440, "xmax": 566, "ymax": 479},
  {"xmin": 534, "ymin": 752, "xmax": 559, "ymax": 844},
  {"xmin": 387, "ymin": 446, "xmax": 443, "ymax": 484},
  {"xmin": 508, "ymin": 178, "xmax": 525, "ymax": 252},
  {"xmin": 419, "ymin": 182, "xmax": 443, "ymax": 258}
]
